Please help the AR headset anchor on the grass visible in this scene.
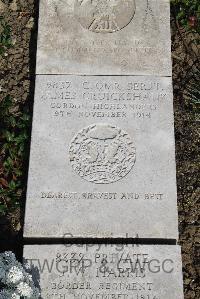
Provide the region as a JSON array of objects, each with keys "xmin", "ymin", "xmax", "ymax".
[
  {"xmin": 171, "ymin": 0, "xmax": 200, "ymax": 34},
  {"xmin": 0, "ymin": 16, "xmax": 12, "ymax": 55},
  {"xmin": 0, "ymin": 96, "xmax": 30, "ymax": 216},
  {"xmin": 185, "ymin": 69, "xmax": 200, "ymax": 120},
  {"xmin": 171, "ymin": 0, "xmax": 200, "ymax": 118}
]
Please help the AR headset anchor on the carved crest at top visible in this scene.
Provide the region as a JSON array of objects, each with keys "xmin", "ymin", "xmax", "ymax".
[{"xmin": 75, "ymin": 0, "xmax": 136, "ymax": 33}]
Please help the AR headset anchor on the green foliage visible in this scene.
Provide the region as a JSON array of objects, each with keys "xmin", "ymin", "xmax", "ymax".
[
  {"xmin": 171, "ymin": 0, "xmax": 200, "ymax": 33},
  {"xmin": 0, "ymin": 96, "xmax": 30, "ymax": 216},
  {"xmin": 184, "ymin": 69, "xmax": 200, "ymax": 117},
  {"xmin": 171, "ymin": 0, "xmax": 200, "ymax": 117},
  {"xmin": 0, "ymin": 16, "xmax": 12, "ymax": 55}
]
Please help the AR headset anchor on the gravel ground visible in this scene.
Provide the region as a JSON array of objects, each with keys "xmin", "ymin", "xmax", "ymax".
[{"xmin": 0, "ymin": 1, "xmax": 199, "ymax": 298}]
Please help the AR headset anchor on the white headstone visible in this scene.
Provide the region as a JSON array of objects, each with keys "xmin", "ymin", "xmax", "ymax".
[
  {"xmin": 36, "ymin": 0, "xmax": 172, "ymax": 76},
  {"xmin": 24, "ymin": 75, "xmax": 178, "ymax": 239},
  {"xmin": 23, "ymin": 244, "xmax": 184, "ymax": 299}
]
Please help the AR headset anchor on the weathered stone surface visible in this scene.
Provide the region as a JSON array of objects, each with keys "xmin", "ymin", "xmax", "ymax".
[
  {"xmin": 24, "ymin": 75, "xmax": 178, "ymax": 239},
  {"xmin": 23, "ymin": 244, "xmax": 184, "ymax": 299},
  {"xmin": 36, "ymin": 0, "xmax": 172, "ymax": 76}
]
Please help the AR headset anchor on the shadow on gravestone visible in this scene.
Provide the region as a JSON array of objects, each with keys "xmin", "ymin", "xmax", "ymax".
[{"xmin": 23, "ymin": 258, "xmax": 42, "ymax": 299}]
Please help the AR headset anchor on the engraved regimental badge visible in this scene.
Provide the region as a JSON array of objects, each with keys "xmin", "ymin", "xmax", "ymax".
[
  {"xmin": 75, "ymin": 0, "xmax": 136, "ymax": 33},
  {"xmin": 69, "ymin": 124, "xmax": 136, "ymax": 184}
]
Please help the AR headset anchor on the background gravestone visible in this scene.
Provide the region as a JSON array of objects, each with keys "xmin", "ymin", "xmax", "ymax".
[{"xmin": 36, "ymin": 0, "xmax": 171, "ymax": 76}]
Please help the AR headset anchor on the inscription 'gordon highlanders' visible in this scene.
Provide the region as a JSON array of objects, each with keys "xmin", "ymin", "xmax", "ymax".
[
  {"xmin": 75, "ymin": 0, "xmax": 136, "ymax": 33},
  {"xmin": 69, "ymin": 123, "xmax": 136, "ymax": 184}
]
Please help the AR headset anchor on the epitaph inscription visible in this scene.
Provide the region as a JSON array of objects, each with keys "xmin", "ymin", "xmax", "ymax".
[
  {"xmin": 69, "ymin": 123, "xmax": 136, "ymax": 184},
  {"xmin": 75, "ymin": 0, "xmax": 136, "ymax": 33}
]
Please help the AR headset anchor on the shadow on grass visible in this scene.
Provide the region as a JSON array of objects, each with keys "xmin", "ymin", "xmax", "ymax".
[{"xmin": 0, "ymin": 0, "xmax": 39, "ymax": 260}]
